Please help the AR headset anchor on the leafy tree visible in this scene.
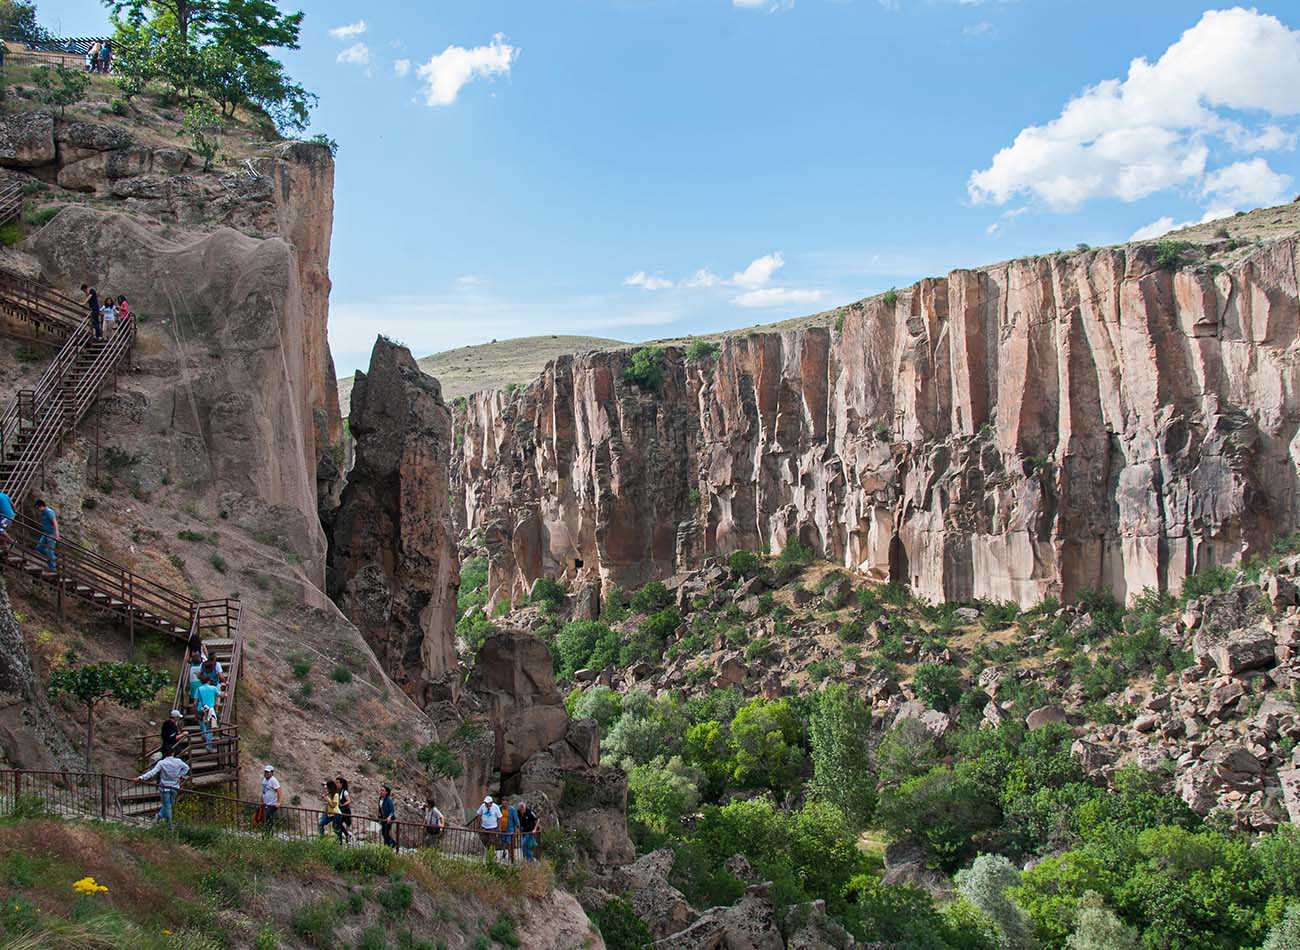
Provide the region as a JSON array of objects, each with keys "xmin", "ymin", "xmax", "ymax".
[
  {"xmin": 32, "ymin": 63, "xmax": 90, "ymax": 117},
  {"xmin": 684, "ymin": 339, "xmax": 720, "ymax": 363},
  {"xmin": 728, "ymin": 698, "xmax": 805, "ymax": 794},
  {"xmin": 1012, "ymin": 851, "xmax": 1118, "ymax": 944},
  {"xmin": 1065, "ymin": 891, "xmax": 1141, "ymax": 950},
  {"xmin": 620, "ymin": 608, "xmax": 679, "ymax": 666},
  {"xmin": 956, "ymin": 854, "xmax": 1036, "ymax": 950},
  {"xmin": 683, "ymin": 719, "xmax": 731, "ymax": 799},
  {"xmin": 627, "ymin": 755, "xmax": 701, "ymax": 835},
  {"xmin": 570, "ymin": 684, "xmax": 623, "ymax": 730},
  {"xmin": 874, "ymin": 718, "xmax": 941, "ymax": 788},
  {"xmin": 875, "ymin": 766, "xmax": 997, "ymax": 871},
  {"xmin": 913, "ymin": 663, "xmax": 963, "ymax": 711},
  {"xmin": 591, "ymin": 896, "xmax": 653, "ymax": 950},
  {"xmin": 530, "ymin": 576, "xmax": 566, "ymax": 611},
  {"xmin": 105, "ymin": 0, "xmax": 314, "ymax": 132},
  {"xmin": 1263, "ymin": 903, "xmax": 1300, "ymax": 950},
  {"xmin": 623, "ymin": 346, "xmax": 666, "ymax": 391},
  {"xmin": 728, "ymin": 550, "xmax": 763, "ymax": 579},
  {"xmin": 0, "ymin": 0, "xmax": 45, "ymax": 42},
  {"xmin": 182, "ymin": 99, "xmax": 221, "ymax": 169},
  {"xmin": 47, "ymin": 653, "xmax": 170, "ymax": 766},
  {"xmin": 808, "ymin": 685, "xmax": 876, "ymax": 827},
  {"xmin": 603, "ymin": 690, "xmax": 687, "ymax": 769}
]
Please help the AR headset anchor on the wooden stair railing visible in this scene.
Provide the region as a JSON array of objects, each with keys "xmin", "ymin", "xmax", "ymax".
[
  {"xmin": 0, "ymin": 265, "xmax": 86, "ymax": 339},
  {"xmin": 0, "ymin": 183, "xmax": 23, "ymax": 227}
]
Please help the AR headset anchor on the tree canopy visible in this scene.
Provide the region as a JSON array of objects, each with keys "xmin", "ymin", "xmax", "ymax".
[{"xmin": 48, "ymin": 652, "xmax": 170, "ymax": 766}]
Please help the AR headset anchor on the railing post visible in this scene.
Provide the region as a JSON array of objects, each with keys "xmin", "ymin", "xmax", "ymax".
[
  {"xmin": 100, "ymin": 772, "xmax": 107, "ymax": 819},
  {"xmin": 13, "ymin": 769, "xmax": 21, "ymax": 810},
  {"xmin": 395, "ymin": 819, "xmax": 402, "ymax": 854},
  {"xmin": 127, "ymin": 574, "xmax": 134, "ymax": 648}
]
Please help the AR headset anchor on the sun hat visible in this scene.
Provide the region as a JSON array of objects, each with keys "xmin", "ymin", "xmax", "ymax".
[
  {"xmin": 264, "ymin": 765, "xmax": 275, "ymax": 772},
  {"xmin": 169, "ymin": 709, "xmax": 182, "ymax": 718},
  {"xmin": 484, "ymin": 795, "xmax": 494, "ymax": 804}
]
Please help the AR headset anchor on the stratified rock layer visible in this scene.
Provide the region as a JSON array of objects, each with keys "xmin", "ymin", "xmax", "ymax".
[
  {"xmin": 455, "ymin": 238, "xmax": 1300, "ymax": 607},
  {"xmin": 328, "ymin": 338, "xmax": 460, "ymax": 704}
]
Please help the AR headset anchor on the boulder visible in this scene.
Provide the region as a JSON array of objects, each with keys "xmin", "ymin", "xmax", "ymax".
[
  {"xmin": 0, "ymin": 110, "xmax": 54, "ymax": 166},
  {"xmin": 1026, "ymin": 705, "xmax": 1067, "ymax": 730},
  {"xmin": 613, "ymin": 849, "xmax": 698, "ymax": 940},
  {"xmin": 500, "ymin": 704, "xmax": 570, "ymax": 774},
  {"xmin": 56, "ymin": 120, "xmax": 133, "ymax": 152},
  {"xmin": 1193, "ymin": 624, "xmax": 1276, "ymax": 676},
  {"xmin": 1280, "ymin": 768, "xmax": 1300, "ymax": 824},
  {"xmin": 821, "ymin": 576, "xmax": 851, "ymax": 610},
  {"xmin": 1070, "ymin": 738, "xmax": 1118, "ymax": 775},
  {"xmin": 654, "ymin": 888, "xmax": 784, "ymax": 950},
  {"xmin": 1265, "ymin": 574, "xmax": 1297, "ymax": 609}
]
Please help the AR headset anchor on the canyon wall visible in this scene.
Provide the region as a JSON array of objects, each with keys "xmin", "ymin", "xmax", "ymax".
[{"xmin": 454, "ymin": 237, "xmax": 1300, "ymax": 607}]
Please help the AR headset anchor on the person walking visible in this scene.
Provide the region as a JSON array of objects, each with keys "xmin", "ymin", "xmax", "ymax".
[
  {"xmin": 80, "ymin": 285, "xmax": 101, "ymax": 339},
  {"xmin": 99, "ymin": 41, "xmax": 111, "ymax": 74},
  {"xmin": 378, "ymin": 785, "xmax": 397, "ymax": 849},
  {"xmin": 0, "ymin": 489, "xmax": 15, "ymax": 554},
  {"xmin": 159, "ymin": 709, "xmax": 187, "ymax": 759},
  {"xmin": 500, "ymin": 795, "xmax": 520, "ymax": 862},
  {"xmin": 117, "ymin": 296, "xmax": 130, "ymax": 325},
  {"xmin": 423, "ymin": 797, "xmax": 445, "ymax": 847},
  {"xmin": 101, "ymin": 297, "xmax": 117, "ymax": 338},
  {"xmin": 474, "ymin": 795, "xmax": 502, "ymax": 858},
  {"xmin": 195, "ymin": 675, "xmax": 220, "ymax": 751},
  {"xmin": 85, "ymin": 41, "xmax": 99, "ymax": 72},
  {"xmin": 137, "ymin": 752, "xmax": 189, "ymax": 826},
  {"xmin": 336, "ymin": 775, "xmax": 353, "ymax": 842},
  {"xmin": 318, "ymin": 779, "xmax": 343, "ymax": 841},
  {"xmin": 518, "ymin": 801, "xmax": 540, "ymax": 862},
  {"xmin": 260, "ymin": 765, "xmax": 281, "ymax": 831},
  {"xmin": 33, "ymin": 500, "xmax": 57, "ymax": 571}
]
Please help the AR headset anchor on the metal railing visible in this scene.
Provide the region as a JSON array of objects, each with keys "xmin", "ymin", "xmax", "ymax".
[
  {"xmin": 0, "ymin": 266, "xmax": 85, "ymax": 338},
  {"xmin": 0, "ymin": 770, "xmax": 535, "ymax": 861},
  {"xmin": 0, "ymin": 183, "xmax": 22, "ymax": 226}
]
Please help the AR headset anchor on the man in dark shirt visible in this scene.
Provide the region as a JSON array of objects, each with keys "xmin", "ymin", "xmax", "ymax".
[
  {"xmin": 379, "ymin": 785, "xmax": 397, "ymax": 849},
  {"xmin": 81, "ymin": 283, "xmax": 101, "ymax": 339},
  {"xmin": 160, "ymin": 709, "xmax": 186, "ymax": 757}
]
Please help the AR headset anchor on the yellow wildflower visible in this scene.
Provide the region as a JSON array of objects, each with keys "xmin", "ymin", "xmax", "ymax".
[{"xmin": 72, "ymin": 876, "xmax": 108, "ymax": 895}]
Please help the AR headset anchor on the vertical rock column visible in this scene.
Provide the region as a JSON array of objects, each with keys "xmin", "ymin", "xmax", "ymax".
[{"xmin": 327, "ymin": 338, "xmax": 461, "ymax": 705}]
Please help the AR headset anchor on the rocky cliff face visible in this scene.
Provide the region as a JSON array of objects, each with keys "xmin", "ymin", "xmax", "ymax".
[
  {"xmin": 328, "ymin": 337, "xmax": 461, "ymax": 704},
  {"xmin": 455, "ymin": 234, "xmax": 1300, "ymax": 607}
]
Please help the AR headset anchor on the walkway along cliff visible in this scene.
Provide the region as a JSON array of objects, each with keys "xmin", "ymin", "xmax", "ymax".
[{"xmin": 453, "ymin": 229, "xmax": 1300, "ymax": 609}]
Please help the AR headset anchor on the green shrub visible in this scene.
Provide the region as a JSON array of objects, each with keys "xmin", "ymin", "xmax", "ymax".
[
  {"xmin": 882, "ymin": 288, "xmax": 899, "ymax": 306},
  {"xmin": 621, "ymin": 608, "xmax": 681, "ymax": 666},
  {"xmin": 557, "ymin": 620, "xmax": 621, "ymax": 678},
  {"xmin": 979, "ymin": 600, "xmax": 1020, "ymax": 631},
  {"xmin": 1154, "ymin": 239, "xmax": 1192, "ymax": 269},
  {"xmin": 592, "ymin": 896, "xmax": 653, "ymax": 950},
  {"xmin": 417, "ymin": 741, "xmax": 464, "ymax": 780},
  {"xmin": 913, "ymin": 663, "xmax": 963, "ymax": 710},
  {"xmin": 488, "ymin": 914, "xmax": 521, "ymax": 948},
  {"xmin": 378, "ymin": 881, "xmax": 414, "ymax": 916},
  {"xmin": 330, "ymin": 664, "xmax": 352, "ymax": 684},
  {"xmin": 209, "ymin": 553, "xmax": 227, "ymax": 573},
  {"xmin": 531, "ymin": 576, "xmax": 566, "ymax": 610},
  {"xmin": 289, "ymin": 898, "xmax": 339, "ymax": 946},
  {"xmin": 728, "ymin": 551, "xmax": 763, "ymax": 578},
  {"xmin": 23, "ymin": 205, "xmax": 60, "ymax": 228},
  {"xmin": 631, "ymin": 581, "xmax": 673, "ymax": 613},
  {"xmin": 624, "ymin": 346, "xmax": 666, "ymax": 391},
  {"xmin": 290, "ymin": 655, "xmax": 312, "ymax": 679},
  {"xmin": 685, "ymin": 339, "xmax": 720, "ymax": 363},
  {"xmin": 0, "ymin": 222, "xmax": 20, "ymax": 247}
]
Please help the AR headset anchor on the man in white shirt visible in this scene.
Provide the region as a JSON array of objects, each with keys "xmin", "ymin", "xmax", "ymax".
[
  {"xmin": 261, "ymin": 765, "xmax": 281, "ymax": 830},
  {"xmin": 137, "ymin": 753, "xmax": 190, "ymax": 826},
  {"xmin": 475, "ymin": 794, "xmax": 502, "ymax": 856}
]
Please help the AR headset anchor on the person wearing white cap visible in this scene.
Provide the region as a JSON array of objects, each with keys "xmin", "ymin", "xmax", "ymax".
[
  {"xmin": 475, "ymin": 794, "xmax": 502, "ymax": 856},
  {"xmin": 159, "ymin": 709, "xmax": 187, "ymax": 760},
  {"xmin": 261, "ymin": 765, "xmax": 281, "ymax": 830}
]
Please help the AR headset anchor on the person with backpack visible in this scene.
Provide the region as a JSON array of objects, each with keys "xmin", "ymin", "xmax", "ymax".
[
  {"xmin": 335, "ymin": 774, "xmax": 354, "ymax": 842},
  {"xmin": 378, "ymin": 785, "xmax": 397, "ymax": 849},
  {"xmin": 195, "ymin": 674, "xmax": 220, "ymax": 751},
  {"xmin": 518, "ymin": 801, "xmax": 540, "ymax": 862}
]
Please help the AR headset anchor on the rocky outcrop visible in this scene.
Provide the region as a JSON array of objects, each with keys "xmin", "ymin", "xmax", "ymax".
[
  {"xmin": 455, "ymin": 236, "xmax": 1300, "ymax": 608},
  {"xmin": 0, "ymin": 581, "xmax": 78, "ymax": 770},
  {"xmin": 328, "ymin": 337, "xmax": 460, "ymax": 704}
]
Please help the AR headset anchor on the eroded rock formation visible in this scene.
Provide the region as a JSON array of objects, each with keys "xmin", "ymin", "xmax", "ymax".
[
  {"xmin": 328, "ymin": 337, "xmax": 461, "ymax": 704},
  {"xmin": 455, "ymin": 236, "xmax": 1300, "ymax": 607}
]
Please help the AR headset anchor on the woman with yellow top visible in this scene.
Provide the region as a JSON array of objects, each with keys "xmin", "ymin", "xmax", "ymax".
[{"xmin": 318, "ymin": 779, "xmax": 344, "ymax": 841}]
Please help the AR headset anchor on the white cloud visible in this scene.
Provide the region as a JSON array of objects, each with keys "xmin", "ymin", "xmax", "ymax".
[
  {"xmin": 969, "ymin": 8, "xmax": 1300, "ymax": 213},
  {"xmin": 1201, "ymin": 157, "xmax": 1293, "ymax": 208},
  {"xmin": 731, "ymin": 252, "xmax": 784, "ymax": 289},
  {"xmin": 329, "ymin": 20, "xmax": 367, "ymax": 40},
  {"xmin": 1129, "ymin": 216, "xmax": 1183, "ymax": 241},
  {"xmin": 393, "ymin": 59, "xmax": 411, "ymax": 78},
  {"xmin": 685, "ymin": 269, "xmax": 721, "ymax": 288},
  {"xmin": 337, "ymin": 43, "xmax": 371, "ymax": 67},
  {"xmin": 734, "ymin": 0, "xmax": 795, "ymax": 10},
  {"xmin": 624, "ymin": 271, "xmax": 674, "ymax": 291},
  {"xmin": 986, "ymin": 205, "xmax": 1028, "ymax": 236},
  {"xmin": 417, "ymin": 33, "xmax": 518, "ymax": 107},
  {"xmin": 731, "ymin": 288, "xmax": 825, "ymax": 308},
  {"xmin": 962, "ymin": 20, "xmax": 994, "ymax": 37}
]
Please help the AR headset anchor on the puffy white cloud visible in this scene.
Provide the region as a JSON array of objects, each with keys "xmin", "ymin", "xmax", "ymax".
[
  {"xmin": 624, "ymin": 271, "xmax": 674, "ymax": 291},
  {"xmin": 734, "ymin": 0, "xmax": 795, "ymax": 10},
  {"xmin": 731, "ymin": 287, "xmax": 824, "ymax": 308},
  {"xmin": 337, "ymin": 43, "xmax": 371, "ymax": 67},
  {"xmin": 329, "ymin": 20, "xmax": 366, "ymax": 40},
  {"xmin": 1129, "ymin": 216, "xmax": 1184, "ymax": 241},
  {"xmin": 1201, "ymin": 157, "xmax": 1293, "ymax": 208},
  {"xmin": 731, "ymin": 251, "xmax": 784, "ymax": 289},
  {"xmin": 969, "ymin": 8, "xmax": 1300, "ymax": 212},
  {"xmin": 963, "ymin": 20, "xmax": 994, "ymax": 37},
  {"xmin": 417, "ymin": 34, "xmax": 518, "ymax": 107},
  {"xmin": 393, "ymin": 59, "xmax": 411, "ymax": 78}
]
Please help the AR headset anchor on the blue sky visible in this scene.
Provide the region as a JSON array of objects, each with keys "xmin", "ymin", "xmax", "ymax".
[{"xmin": 34, "ymin": 2, "xmax": 1300, "ymax": 375}]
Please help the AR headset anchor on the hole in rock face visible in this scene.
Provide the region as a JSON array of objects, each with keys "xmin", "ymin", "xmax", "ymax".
[{"xmin": 573, "ymin": 558, "xmax": 584, "ymax": 570}]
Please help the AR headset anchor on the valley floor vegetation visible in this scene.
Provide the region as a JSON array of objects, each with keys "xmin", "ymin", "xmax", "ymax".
[{"xmin": 461, "ymin": 538, "xmax": 1300, "ymax": 949}]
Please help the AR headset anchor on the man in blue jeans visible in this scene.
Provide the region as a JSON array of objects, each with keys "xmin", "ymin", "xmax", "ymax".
[
  {"xmin": 138, "ymin": 752, "xmax": 190, "ymax": 826},
  {"xmin": 33, "ymin": 500, "xmax": 57, "ymax": 570}
]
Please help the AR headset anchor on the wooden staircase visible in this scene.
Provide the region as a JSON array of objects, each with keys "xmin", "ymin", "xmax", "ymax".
[{"xmin": 0, "ymin": 263, "xmax": 86, "ymax": 341}]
